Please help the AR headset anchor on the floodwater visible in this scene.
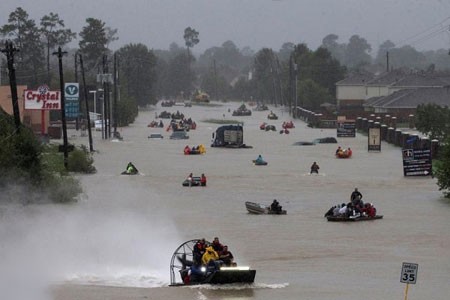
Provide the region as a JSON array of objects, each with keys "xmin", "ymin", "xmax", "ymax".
[{"xmin": 1, "ymin": 101, "xmax": 449, "ymax": 300}]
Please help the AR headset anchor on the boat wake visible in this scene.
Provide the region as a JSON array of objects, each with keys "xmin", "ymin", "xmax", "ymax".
[
  {"xmin": 65, "ymin": 271, "xmax": 169, "ymax": 288},
  {"xmin": 186, "ymin": 282, "xmax": 289, "ymax": 290}
]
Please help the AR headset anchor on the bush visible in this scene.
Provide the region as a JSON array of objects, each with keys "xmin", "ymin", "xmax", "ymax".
[{"xmin": 68, "ymin": 145, "xmax": 96, "ymax": 174}]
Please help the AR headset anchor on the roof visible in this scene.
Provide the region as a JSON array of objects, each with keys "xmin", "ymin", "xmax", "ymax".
[
  {"xmin": 336, "ymin": 72, "xmax": 375, "ymax": 86},
  {"xmin": 390, "ymin": 74, "xmax": 450, "ymax": 88},
  {"xmin": 366, "ymin": 69, "xmax": 408, "ymax": 86},
  {"xmin": 364, "ymin": 87, "xmax": 450, "ymax": 109}
]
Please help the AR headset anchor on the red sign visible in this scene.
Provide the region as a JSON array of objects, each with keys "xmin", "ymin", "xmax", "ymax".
[{"xmin": 24, "ymin": 86, "xmax": 61, "ymax": 110}]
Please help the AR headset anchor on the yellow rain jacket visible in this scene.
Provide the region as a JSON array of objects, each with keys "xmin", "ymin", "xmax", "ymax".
[{"xmin": 201, "ymin": 246, "xmax": 219, "ymax": 265}]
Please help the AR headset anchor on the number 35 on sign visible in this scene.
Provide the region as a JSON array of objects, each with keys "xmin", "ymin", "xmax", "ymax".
[{"xmin": 401, "ymin": 262, "xmax": 418, "ymax": 284}]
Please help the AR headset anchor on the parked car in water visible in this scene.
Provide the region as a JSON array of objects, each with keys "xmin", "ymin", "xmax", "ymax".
[{"xmin": 170, "ymin": 131, "xmax": 189, "ymax": 139}]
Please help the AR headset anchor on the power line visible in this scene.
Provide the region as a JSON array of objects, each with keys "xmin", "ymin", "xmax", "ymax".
[{"xmin": 397, "ymin": 16, "xmax": 450, "ymax": 46}]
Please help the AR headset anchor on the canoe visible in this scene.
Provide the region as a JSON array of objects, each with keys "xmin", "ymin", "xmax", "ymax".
[
  {"xmin": 326, "ymin": 215, "xmax": 383, "ymax": 222},
  {"xmin": 245, "ymin": 201, "xmax": 286, "ymax": 215}
]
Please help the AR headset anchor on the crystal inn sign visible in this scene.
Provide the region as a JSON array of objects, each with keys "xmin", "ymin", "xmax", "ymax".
[{"xmin": 24, "ymin": 85, "xmax": 61, "ymax": 110}]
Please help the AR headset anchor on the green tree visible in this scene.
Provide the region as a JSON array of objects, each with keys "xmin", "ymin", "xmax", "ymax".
[
  {"xmin": 434, "ymin": 140, "xmax": 450, "ymax": 198},
  {"xmin": 183, "ymin": 26, "xmax": 199, "ymax": 55},
  {"xmin": 298, "ymin": 78, "xmax": 333, "ymax": 110},
  {"xmin": 79, "ymin": 18, "xmax": 110, "ymax": 71},
  {"xmin": 375, "ymin": 40, "xmax": 395, "ymax": 67},
  {"xmin": 321, "ymin": 34, "xmax": 346, "ymax": 62},
  {"xmin": 40, "ymin": 12, "xmax": 76, "ymax": 84},
  {"xmin": 416, "ymin": 104, "xmax": 450, "ymax": 141},
  {"xmin": 344, "ymin": 35, "xmax": 372, "ymax": 69},
  {"xmin": 117, "ymin": 43, "xmax": 157, "ymax": 106},
  {"xmin": 115, "ymin": 93, "xmax": 138, "ymax": 126},
  {"xmin": 166, "ymin": 53, "xmax": 195, "ymax": 98},
  {"xmin": 254, "ymin": 48, "xmax": 278, "ymax": 103},
  {"xmin": 0, "ymin": 7, "xmax": 45, "ymax": 87}
]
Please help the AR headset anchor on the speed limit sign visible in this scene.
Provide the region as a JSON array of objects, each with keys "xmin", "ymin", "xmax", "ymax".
[{"xmin": 401, "ymin": 262, "xmax": 418, "ymax": 284}]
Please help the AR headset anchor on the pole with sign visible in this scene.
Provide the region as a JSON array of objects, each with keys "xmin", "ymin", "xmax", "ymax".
[{"xmin": 400, "ymin": 262, "xmax": 418, "ymax": 300}]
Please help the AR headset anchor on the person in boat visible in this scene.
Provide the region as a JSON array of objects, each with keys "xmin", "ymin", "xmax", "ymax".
[
  {"xmin": 211, "ymin": 237, "xmax": 223, "ymax": 254},
  {"xmin": 350, "ymin": 188, "xmax": 363, "ymax": 202},
  {"xmin": 310, "ymin": 162, "xmax": 320, "ymax": 174},
  {"xmin": 219, "ymin": 245, "xmax": 235, "ymax": 266},
  {"xmin": 125, "ymin": 162, "xmax": 138, "ymax": 174},
  {"xmin": 347, "ymin": 147, "xmax": 352, "ymax": 156},
  {"xmin": 363, "ymin": 203, "xmax": 377, "ymax": 217},
  {"xmin": 202, "ymin": 246, "xmax": 221, "ymax": 272},
  {"xmin": 193, "ymin": 238, "xmax": 207, "ymax": 264},
  {"xmin": 187, "ymin": 173, "xmax": 193, "ymax": 187},
  {"xmin": 255, "ymin": 154, "xmax": 265, "ymax": 164},
  {"xmin": 270, "ymin": 199, "xmax": 282, "ymax": 212},
  {"xmin": 338, "ymin": 203, "xmax": 347, "ymax": 216},
  {"xmin": 159, "ymin": 120, "xmax": 164, "ymax": 127},
  {"xmin": 200, "ymin": 173, "xmax": 207, "ymax": 186},
  {"xmin": 188, "ymin": 261, "xmax": 205, "ymax": 283},
  {"xmin": 335, "ymin": 146, "xmax": 342, "ymax": 155},
  {"xmin": 184, "ymin": 145, "xmax": 191, "ymax": 155}
]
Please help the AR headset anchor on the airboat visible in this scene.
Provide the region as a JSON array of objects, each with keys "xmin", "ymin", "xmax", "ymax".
[{"xmin": 169, "ymin": 239, "xmax": 256, "ymax": 286}]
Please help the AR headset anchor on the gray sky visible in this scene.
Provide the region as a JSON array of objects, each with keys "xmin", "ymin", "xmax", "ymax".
[{"xmin": 1, "ymin": 0, "xmax": 450, "ymax": 53}]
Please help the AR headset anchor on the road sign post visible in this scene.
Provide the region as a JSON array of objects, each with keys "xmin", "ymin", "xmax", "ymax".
[{"xmin": 400, "ymin": 262, "xmax": 418, "ymax": 300}]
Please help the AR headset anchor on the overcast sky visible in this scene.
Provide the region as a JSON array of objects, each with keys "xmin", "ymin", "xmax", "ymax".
[{"xmin": 1, "ymin": 0, "xmax": 450, "ymax": 54}]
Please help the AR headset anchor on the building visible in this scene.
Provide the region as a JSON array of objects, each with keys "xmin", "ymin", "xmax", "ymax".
[{"xmin": 0, "ymin": 85, "xmax": 50, "ymax": 133}]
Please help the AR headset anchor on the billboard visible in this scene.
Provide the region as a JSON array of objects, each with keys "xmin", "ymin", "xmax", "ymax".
[
  {"xmin": 24, "ymin": 85, "xmax": 61, "ymax": 110},
  {"xmin": 337, "ymin": 120, "xmax": 356, "ymax": 137},
  {"xmin": 368, "ymin": 127, "xmax": 381, "ymax": 151},
  {"xmin": 402, "ymin": 148, "xmax": 432, "ymax": 176},
  {"xmin": 65, "ymin": 83, "xmax": 79, "ymax": 118}
]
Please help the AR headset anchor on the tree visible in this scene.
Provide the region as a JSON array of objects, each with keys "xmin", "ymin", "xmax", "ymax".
[
  {"xmin": 278, "ymin": 42, "xmax": 295, "ymax": 61},
  {"xmin": 183, "ymin": 26, "xmax": 199, "ymax": 55},
  {"xmin": 297, "ymin": 78, "xmax": 333, "ymax": 110},
  {"xmin": 344, "ymin": 35, "xmax": 372, "ymax": 69},
  {"xmin": 416, "ymin": 104, "xmax": 450, "ymax": 141},
  {"xmin": 0, "ymin": 7, "xmax": 45, "ymax": 87},
  {"xmin": 78, "ymin": 18, "xmax": 110, "ymax": 71},
  {"xmin": 434, "ymin": 140, "xmax": 450, "ymax": 198},
  {"xmin": 375, "ymin": 40, "xmax": 395, "ymax": 67},
  {"xmin": 321, "ymin": 34, "xmax": 345, "ymax": 62},
  {"xmin": 166, "ymin": 53, "xmax": 195, "ymax": 98},
  {"xmin": 40, "ymin": 12, "xmax": 76, "ymax": 84},
  {"xmin": 117, "ymin": 43, "xmax": 157, "ymax": 106}
]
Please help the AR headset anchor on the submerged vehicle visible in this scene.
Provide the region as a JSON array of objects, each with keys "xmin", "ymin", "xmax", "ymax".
[
  {"xmin": 245, "ymin": 201, "xmax": 286, "ymax": 215},
  {"xmin": 170, "ymin": 239, "xmax": 256, "ymax": 286},
  {"xmin": 211, "ymin": 124, "xmax": 252, "ymax": 148},
  {"xmin": 182, "ymin": 176, "xmax": 206, "ymax": 186}
]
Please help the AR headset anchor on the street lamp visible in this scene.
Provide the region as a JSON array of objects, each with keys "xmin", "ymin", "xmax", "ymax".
[{"xmin": 89, "ymin": 90, "xmax": 97, "ymax": 115}]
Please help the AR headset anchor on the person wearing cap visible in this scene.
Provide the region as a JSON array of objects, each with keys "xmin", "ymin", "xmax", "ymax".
[{"xmin": 193, "ymin": 238, "xmax": 206, "ymax": 264}]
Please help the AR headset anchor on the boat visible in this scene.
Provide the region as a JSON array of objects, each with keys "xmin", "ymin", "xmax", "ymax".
[
  {"xmin": 252, "ymin": 160, "xmax": 268, "ymax": 166},
  {"xmin": 326, "ymin": 215, "xmax": 383, "ymax": 222},
  {"xmin": 169, "ymin": 239, "xmax": 256, "ymax": 286},
  {"xmin": 267, "ymin": 112, "xmax": 278, "ymax": 120},
  {"xmin": 336, "ymin": 151, "xmax": 352, "ymax": 158},
  {"xmin": 182, "ymin": 176, "xmax": 203, "ymax": 186},
  {"xmin": 245, "ymin": 201, "xmax": 286, "ymax": 215}
]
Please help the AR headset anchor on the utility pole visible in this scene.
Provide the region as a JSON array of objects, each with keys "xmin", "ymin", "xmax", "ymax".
[
  {"xmin": 79, "ymin": 53, "xmax": 94, "ymax": 152},
  {"xmin": 294, "ymin": 62, "xmax": 298, "ymax": 118},
  {"xmin": 213, "ymin": 59, "xmax": 218, "ymax": 100},
  {"xmin": 1, "ymin": 41, "xmax": 21, "ymax": 131},
  {"xmin": 74, "ymin": 51, "xmax": 79, "ymax": 130},
  {"xmin": 288, "ymin": 55, "xmax": 293, "ymax": 116},
  {"xmin": 386, "ymin": 51, "xmax": 390, "ymax": 72},
  {"xmin": 53, "ymin": 46, "xmax": 69, "ymax": 169},
  {"xmin": 113, "ymin": 52, "xmax": 118, "ymax": 136}
]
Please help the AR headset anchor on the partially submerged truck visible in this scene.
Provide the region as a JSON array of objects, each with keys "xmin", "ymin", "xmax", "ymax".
[{"xmin": 211, "ymin": 124, "xmax": 252, "ymax": 148}]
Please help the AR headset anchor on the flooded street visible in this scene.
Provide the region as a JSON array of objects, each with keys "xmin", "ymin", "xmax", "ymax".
[{"xmin": 2, "ymin": 102, "xmax": 449, "ymax": 300}]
